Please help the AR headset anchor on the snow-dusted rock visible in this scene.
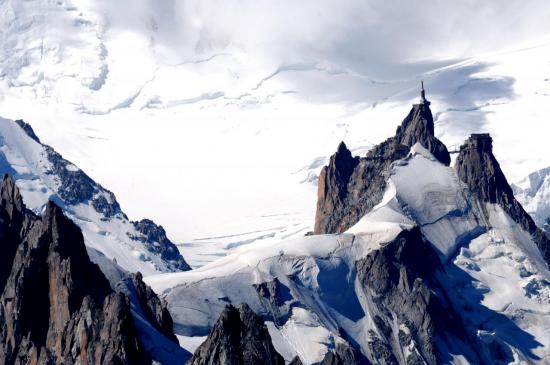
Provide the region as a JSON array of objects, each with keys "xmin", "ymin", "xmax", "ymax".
[
  {"xmin": 0, "ymin": 117, "xmax": 190, "ymax": 275},
  {"xmin": 146, "ymin": 108, "xmax": 550, "ymax": 364}
]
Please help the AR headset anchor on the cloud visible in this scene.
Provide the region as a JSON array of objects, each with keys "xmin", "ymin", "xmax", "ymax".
[{"xmin": 93, "ymin": 0, "xmax": 550, "ymax": 71}]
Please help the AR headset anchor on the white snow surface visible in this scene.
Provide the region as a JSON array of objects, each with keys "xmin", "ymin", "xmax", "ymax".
[
  {"xmin": 0, "ymin": 117, "xmax": 180, "ymax": 275},
  {"xmin": 513, "ymin": 166, "xmax": 550, "ymax": 231},
  {"xmin": 146, "ymin": 148, "xmax": 550, "ymax": 364},
  {"xmin": 2, "ymin": 0, "xmax": 550, "ymax": 267}
]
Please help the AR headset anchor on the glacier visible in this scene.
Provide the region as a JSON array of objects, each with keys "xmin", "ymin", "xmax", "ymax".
[{"xmin": 145, "ymin": 144, "xmax": 550, "ymax": 364}]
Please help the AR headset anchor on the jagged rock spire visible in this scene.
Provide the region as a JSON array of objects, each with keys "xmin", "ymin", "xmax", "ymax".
[
  {"xmin": 455, "ymin": 134, "xmax": 550, "ymax": 265},
  {"xmin": 189, "ymin": 303, "xmax": 285, "ymax": 365},
  {"xmin": 419, "ymin": 80, "xmax": 430, "ymax": 105},
  {"xmin": 0, "ymin": 175, "xmax": 154, "ymax": 364},
  {"xmin": 314, "ymin": 89, "xmax": 450, "ymax": 234}
]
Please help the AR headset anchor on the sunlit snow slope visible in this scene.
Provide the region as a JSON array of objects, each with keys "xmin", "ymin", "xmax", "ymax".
[
  {"xmin": 0, "ymin": 117, "xmax": 189, "ymax": 275},
  {"xmin": 146, "ymin": 145, "xmax": 550, "ymax": 364},
  {"xmin": 514, "ymin": 167, "xmax": 550, "ymax": 234},
  {"xmin": 2, "ymin": 0, "xmax": 550, "ymax": 268}
]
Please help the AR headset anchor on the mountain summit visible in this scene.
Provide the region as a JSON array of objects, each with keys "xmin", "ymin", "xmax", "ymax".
[
  {"xmin": 314, "ymin": 84, "xmax": 450, "ymax": 234},
  {"xmin": 0, "ymin": 174, "xmax": 186, "ymax": 364},
  {"xmin": 148, "ymin": 92, "xmax": 550, "ymax": 364}
]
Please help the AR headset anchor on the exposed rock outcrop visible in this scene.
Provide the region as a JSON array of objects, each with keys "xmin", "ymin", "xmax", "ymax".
[
  {"xmin": 129, "ymin": 272, "xmax": 178, "ymax": 343},
  {"xmin": 315, "ymin": 89, "xmax": 450, "ymax": 234},
  {"xmin": 320, "ymin": 342, "xmax": 364, "ymax": 365},
  {"xmin": 12, "ymin": 119, "xmax": 190, "ymax": 273},
  {"xmin": 455, "ymin": 134, "xmax": 550, "ymax": 265},
  {"xmin": 188, "ymin": 303, "xmax": 284, "ymax": 365},
  {"xmin": 130, "ymin": 219, "xmax": 191, "ymax": 271},
  {"xmin": 356, "ymin": 228, "xmax": 468, "ymax": 365},
  {"xmin": 0, "ymin": 175, "xmax": 156, "ymax": 364}
]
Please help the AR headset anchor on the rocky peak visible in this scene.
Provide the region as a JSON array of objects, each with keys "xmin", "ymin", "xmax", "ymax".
[
  {"xmin": 0, "ymin": 174, "xmax": 168, "ymax": 364},
  {"xmin": 0, "ymin": 175, "xmax": 29, "ymax": 299},
  {"xmin": 130, "ymin": 219, "xmax": 191, "ymax": 271},
  {"xmin": 456, "ymin": 133, "xmax": 550, "ymax": 264},
  {"xmin": 189, "ymin": 303, "xmax": 285, "ymax": 365},
  {"xmin": 314, "ymin": 87, "xmax": 450, "ymax": 234},
  {"xmin": 333, "ymin": 142, "xmax": 359, "ymax": 192},
  {"xmin": 356, "ymin": 228, "xmax": 466, "ymax": 365},
  {"xmin": 7, "ymin": 118, "xmax": 190, "ymax": 274},
  {"xmin": 129, "ymin": 271, "xmax": 178, "ymax": 343},
  {"xmin": 394, "ymin": 100, "xmax": 450, "ymax": 166},
  {"xmin": 14, "ymin": 119, "xmax": 41, "ymax": 143},
  {"xmin": 320, "ymin": 342, "xmax": 363, "ymax": 365},
  {"xmin": 0, "ymin": 174, "xmax": 23, "ymax": 213}
]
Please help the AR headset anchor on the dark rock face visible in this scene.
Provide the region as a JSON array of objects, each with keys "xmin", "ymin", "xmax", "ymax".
[
  {"xmin": 356, "ymin": 228, "xmax": 465, "ymax": 365},
  {"xmin": 0, "ymin": 175, "xmax": 152, "ymax": 365},
  {"xmin": 128, "ymin": 272, "xmax": 178, "ymax": 343},
  {"xmin": 130, "ymin": 219, "xmax": 191, "ymax": 271},
  {"xmin": 189, "ymin": 303, "xmax": 285, "ymax": 365},
  {"xmin": 455, "ymin": 134, "xmax": 550, "ymax": 265},
  {"xmin": 394, "ymin": 104, "xmax": 450, "ymax": 166},
  {"xmin": 252, "ymin": 278, "xmax": 293, "ymax": 326},
  {"xmin": 288, "ymin": 356, "xmax": 303, "ymax": 365},
  {"xmin": 314, "ymin": 142, "xmax": 360, "ymax": 234},
  {"xmin": 0, "ymin": 175, "xmax": 28, "ymax": 292},
  {"xmin": 315, "ymin": 100, "xmax": 450, "ymax": 234},
  {"xmin": 320, "ymin": 342, "xmax": 364, "ymax": 365},
  {"xmin": 14, "ymin": 120, "xmax": 41, "ymax": 143},
  {"xmin": 13, "ymin": 118, "xmax": 190, "ymax": 272}
]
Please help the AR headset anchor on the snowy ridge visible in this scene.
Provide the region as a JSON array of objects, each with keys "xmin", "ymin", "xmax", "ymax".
[
  {"xmin": 0, "ymin": 117, "xmax": 189, "ymax": 275},
  {"xmin": 146, "ymin": 144, "xmax": 550, "ymax": 364},
  {"xmin": 513, "ymin": 167, "xmax": 550, "ymax": 233},
  {"xmin": 4, "ymin": 1, "xmax": 550, "ymax": 253}
]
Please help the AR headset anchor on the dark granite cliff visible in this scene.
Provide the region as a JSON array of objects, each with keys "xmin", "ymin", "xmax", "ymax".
[
  {"xmin": 188, "ymin": 303, "xmax": 284, "ymax": 365},
  {"xmin": 0, "ymin": 174, "xmax": 180, "ymax": 364},
  {"xmin": 315, "ymin": 87, "xmax": 450, "ymax": 234},
  {"xmin": 455, "ymin": 133, "xmax": 550, "ymax": 265}
]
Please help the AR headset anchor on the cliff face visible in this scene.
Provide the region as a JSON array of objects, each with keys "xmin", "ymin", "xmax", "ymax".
[
  {"xmin": 129, "ymin": 272, "xmax": 178, "ymax": 343},
  {"xmin": 7, "ymin": 118, "xmax": 190, "ymax": 275},
  {"xmin": 0, "ymin": 175, "xmax": 157, "ymax": 365},
  {"xmin": 356, "ymin": 228, "xmax": 467, "ymax": 365},
  {"xmin": 188, "ymin": 303, "xmax": 285, "ymax": 365},
  {"xmin": 455, "ymin": 134, "xmax": 550, "ymax": 264},
  {"xmin": 314, "ymin": 102, "xmax": 450, "ymax": 234}
]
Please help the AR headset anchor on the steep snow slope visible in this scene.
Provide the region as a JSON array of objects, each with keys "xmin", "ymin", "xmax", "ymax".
[
  {"xmin": 0, "ymin": 117, "xmax": 189, "ymax": 275},
  {"xmin": 513, "ymin": 167, "xmax": 550, "ymax": 233},
  {"xmin": 3, "ymin": 0, "xmax": 550, "ymax": 266},
  {"xmin": 146, "ymin": 145, "xmax": 550, "ymax": 364}
]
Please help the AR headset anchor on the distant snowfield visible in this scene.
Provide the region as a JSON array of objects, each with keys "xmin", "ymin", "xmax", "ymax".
[
  {"xmin": 2, "ymin": 0, "xmax": 550, "ymax": 267},
  {"xmin": 145, "ymin": 146, "xmax": 550, "ymax": 362}
]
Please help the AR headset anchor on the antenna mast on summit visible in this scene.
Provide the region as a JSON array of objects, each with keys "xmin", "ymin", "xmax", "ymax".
[{"xmin": 420, "ymin": 80, "xmax": 430, "ymax": 106}]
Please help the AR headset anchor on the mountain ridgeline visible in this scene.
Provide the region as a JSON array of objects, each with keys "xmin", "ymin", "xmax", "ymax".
[
  {"xmin": 166, "ymin": 86, "xmax": 550, "ymax": 365},
  {"xmin": 8, "ymin": 119, "xmax": 190, "ymax": 274},
  {"xmin": 2, "ymin": 85, "xmax": 550, "ymax": 365},
  {"xmin": 0, "ymin": 175, "xmax": 183, "ymax": 364},
  {"xmin": 314, "ymin": 99, "xmax": 450, "ymax": 235},
  {"xmin": 315, "ymin": 90, "xmax": 550, "ymax": 266}
]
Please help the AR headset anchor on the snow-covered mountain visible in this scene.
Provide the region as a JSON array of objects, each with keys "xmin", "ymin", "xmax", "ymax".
[
  {"xmin": 145, "ymin": 99, "xmax": 550, "ymax": 364},
  {"xmin": 0, "ymin": 116, "xmax": 189, "ymax": 275},
  {"xmin": 513, "ymin": 167, "xmax": 550, "ymax": 234},
  {"xmin": 2, "ymin": 2, "xmax": 550, "ymax": 365},
  {"xmin": 3, "ymin": 0, "xmax": 550, "ymax": 262}
]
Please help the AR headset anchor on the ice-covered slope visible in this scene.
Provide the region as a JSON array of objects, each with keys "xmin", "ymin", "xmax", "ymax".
[
  {"xmin": 146, "ymin": 143, "xmax": 550, "ymax": 364},
  {"xmin": 513, "ymin": 167, "xmax": 550, "ymax": 234},
  {"xmin": 3, "ymin": 0, "xmax": 550, "ymax": 265},
  {"xmin": 0, "ymin": 117, "xmax": 189, "ymax": 275}
]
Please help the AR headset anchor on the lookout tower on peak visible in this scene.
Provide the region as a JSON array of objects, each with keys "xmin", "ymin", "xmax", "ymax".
[{"xmin": 419, "ymin": 80, "xmax": 430, "ymax": 106}]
